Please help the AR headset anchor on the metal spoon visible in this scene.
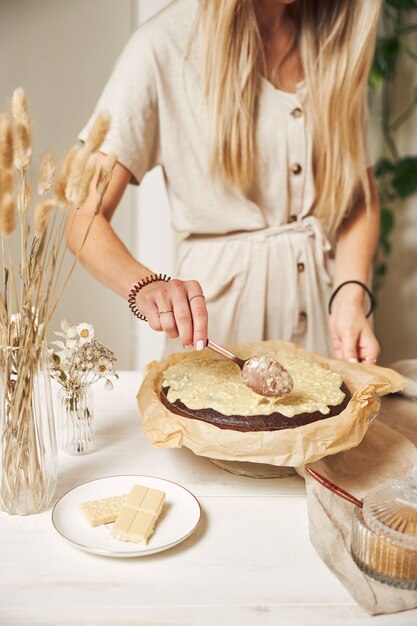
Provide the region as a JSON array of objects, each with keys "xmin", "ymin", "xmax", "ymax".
[{"xmin": 205, "ymin": 339, "xmax": 293, "ymax": 398}]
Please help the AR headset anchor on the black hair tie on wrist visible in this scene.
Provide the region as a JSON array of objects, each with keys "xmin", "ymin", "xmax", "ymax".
[{"xmin": 328, "ymin": 280, "xmax": 375, "ymax": 318}]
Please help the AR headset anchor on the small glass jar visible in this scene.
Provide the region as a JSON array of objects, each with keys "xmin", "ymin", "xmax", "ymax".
[
  {"xmin": 351, "ymin": 466, "xmax": 417, "ymax": 590},
  {"xmin": 58, "ymin": 386, "xmax": 94, "ymax": 455}
]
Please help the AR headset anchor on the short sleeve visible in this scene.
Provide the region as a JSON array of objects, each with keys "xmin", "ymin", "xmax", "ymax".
[{"xmin": 78, "ymin": 28, "xmax": 160, "ymax": 185}]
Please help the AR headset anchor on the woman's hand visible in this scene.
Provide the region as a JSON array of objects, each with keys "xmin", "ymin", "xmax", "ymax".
[
  {"xmin": 136, "ymin": 279, "xmax": 208, "ymax": 350},
  {"xmin": 329, "ymin": 292, "xmax": 380, "ymax": 363}
]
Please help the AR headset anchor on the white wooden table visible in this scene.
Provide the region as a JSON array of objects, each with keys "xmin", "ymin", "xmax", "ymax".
[{"xmin": 1, "ymin": 371, "xmax": 416, "ymax": 626}]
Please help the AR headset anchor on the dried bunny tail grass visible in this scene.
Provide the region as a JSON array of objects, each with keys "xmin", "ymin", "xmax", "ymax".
[
  {"xmin": 11, "ymin": 87, "xmax": 30, "ymax": 127},
  {"xmin": 96, "ymin": 152, "xmax": 118, "ymax": 199},
  {"xmin": 84, "ymin": 112, "xmax": 111, "ymax": 153},
  {"xmin": 34, "ymin": 199, "xmax": 57, "ymax": 236},
  {"xmin": 0, "ymin": 169, "xmax": 14, "ymax": 201},
  {"xmin": 0, "ymin": 119, "xmax": 14, "ymax": 168},
  {"xmin": 37, "ymin": 152, "xmax": 56, "ymax": 195},
  {"xmin": 0, "ymin": 192, "xmax": 16, "ymax": 237},
  {"xmin": 13, "ymin": 120, "xmax": 32, "ymax": 170},
  {"xmin": 54, "ymin": 144, "xmax": 79, "ymax": 205},
  {"xmin": 72, "ymin": 153, "xmax": 97, "ymax": 207},
  {"xmin": 23, "ymin": 177, "xmax": 32, "ymax": 210},
  {"xmin": 65, "ymin": 146, "xmax": 90, "ymax": 205}
]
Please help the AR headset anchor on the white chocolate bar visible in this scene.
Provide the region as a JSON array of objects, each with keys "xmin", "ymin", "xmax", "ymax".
[
  {"xmin": 80, "ymin": 494, "xmax": 127, "ymax": 527},
  {"xmin": 111, "ymin": 484, "xmax": 165, "ymax": 544}
]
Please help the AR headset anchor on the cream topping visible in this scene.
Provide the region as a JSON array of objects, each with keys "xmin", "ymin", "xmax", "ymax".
[{"xmin": 163, "ymin": 350, "xmax": 345, "ymax": 417}]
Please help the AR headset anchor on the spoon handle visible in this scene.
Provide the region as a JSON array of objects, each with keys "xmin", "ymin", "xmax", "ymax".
[{"xmin": 205, "ymin": 339, "xmax": 245, "ymax": 369}]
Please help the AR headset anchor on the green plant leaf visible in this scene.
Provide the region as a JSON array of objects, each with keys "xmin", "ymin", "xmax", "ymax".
[
  {"xmin": 369, "ymin": 63, "xmax": 386, "ymax": 87},
  {"xmin": 377, "ymin": 262, "xmax": 388, "ymax": 277},
  {"xmin": 380, "ymin": 207, "xmax": 395, "ymax": 236},
  {"xmin": 391, "ymin": 157, "xmax": 417, "ymax": 197},
  {"xmin": 373, "ymin": 36, "xmax": 400, "ymax": 80},
  {"xmin": 381, "ymin": 238, "xmax": 392, "ymax": 256},
  {"xmin": 374, "ymin": 158, "xmax": 395, "ymax": 177},
  {"xmin": 385, "ymin": 0, "xmax": 417, "ymax": 9}
]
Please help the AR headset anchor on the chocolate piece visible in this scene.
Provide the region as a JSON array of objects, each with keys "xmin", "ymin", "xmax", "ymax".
[
  {"xmin": 80, "ymin": 494, "xmax": 127, "ymax": 527},
  {"xmin": 111, "ymin": 484, "xmax": 165, "ymax": 544}
]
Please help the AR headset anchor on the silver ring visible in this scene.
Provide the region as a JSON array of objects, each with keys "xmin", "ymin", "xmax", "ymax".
[{"xmin": 189, "ymin": 295, "xmax": 205, "ymax": 303}]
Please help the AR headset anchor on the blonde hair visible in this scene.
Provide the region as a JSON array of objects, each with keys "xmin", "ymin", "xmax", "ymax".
[{"xmin": 198, "ymin": 0, "xmax": 381, "ymax": 235}]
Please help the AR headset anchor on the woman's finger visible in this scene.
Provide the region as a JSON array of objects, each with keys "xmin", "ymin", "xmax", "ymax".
[
  {"xmin": 186, "ymin": 281, "xmax": 208, "ymax": 350},
  {"xmin": 155, "ymin": 291, "xmax": 178, "ymax": 339},
  {"xmin": 341, "ymin": 331, "xmax": 359, "ymax": 363},
  {"xmin": 135, "ymin": 287, "xmax": 163, "ymax": 331},
  {"xmin": 331, "ymin": 334, "xmax": 344, "ymax": 361},
  {"xmin": 358, "ymin": 327, "xmax": 381, "ymax": 364},
  {"xmin": 158, "ymin": 309, "xmax": 178, "ymax": 338},
  {"xmin": 144, "ymin": 301, "xmax": 163, "ymax": 332},
  {"xmin": 170, "ymin": 280, "xmax": 194, "ymax": 347}
]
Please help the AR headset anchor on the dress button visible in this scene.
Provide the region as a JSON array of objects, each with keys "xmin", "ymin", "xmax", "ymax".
[
  {"xmin": 290, "ymin": 163, "xmax": 302, "ymax": 175},
  {"xmin": 297, "ymin": 262, "xmax": 305, "ymax": 273},
  {"xmin": 290, "ymin": 107, "xmax": 303, "ymax": 118},
  {"xmin": 299, "ymin": 311, "xmax": 307, "ymax": 321}
]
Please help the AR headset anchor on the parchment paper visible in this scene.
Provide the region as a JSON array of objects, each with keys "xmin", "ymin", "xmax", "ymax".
[{"xmin": 138, "ymin": 341, "xmax": 405, "ymax": 467}]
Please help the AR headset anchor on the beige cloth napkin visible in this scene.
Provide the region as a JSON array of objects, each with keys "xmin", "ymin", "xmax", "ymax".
[
  {"xmin": 389, "ymin": 359, "xmax": 417, "ymax": 400},
  {"xmin": 300, "ymin": 395, "xmax": 417, "ymax": 615}
]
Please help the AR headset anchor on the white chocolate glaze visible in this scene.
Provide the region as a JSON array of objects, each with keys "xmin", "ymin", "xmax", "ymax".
[{"xmin": 163, "ymin": 350, "xmax": 345, "ymax": 417}]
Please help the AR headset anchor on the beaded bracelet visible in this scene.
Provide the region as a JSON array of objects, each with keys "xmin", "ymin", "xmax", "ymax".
[
  {"xmin": 128, "ymin": 274, "xmax": 171, "ymax": 321},
  {"xmin": 328, "ymin": 280, "xmax": 375, "ymax": 318}
]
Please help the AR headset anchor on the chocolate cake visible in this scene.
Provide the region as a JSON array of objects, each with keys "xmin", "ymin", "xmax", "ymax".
[
  {"xmin": 161, "ymin": 384, "xmax": 351, "ymax": 432},
  {"xmin": 160, "ymin": 350, "xmax": 351, "ymax": 433}
]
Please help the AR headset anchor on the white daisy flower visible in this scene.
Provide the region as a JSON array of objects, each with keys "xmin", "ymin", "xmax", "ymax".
[
  {"xmin": 76, "ymin": 323, "xmax": 95, "ymax": 344},
  {"xmin": 96, "ymin": 358, "xmax": 113, "ymax": 376}
]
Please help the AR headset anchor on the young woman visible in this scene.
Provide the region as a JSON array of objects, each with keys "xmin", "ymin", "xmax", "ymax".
[{"xmin": 72, "ymin": 0, "xmax": 382, "ymax": 362}]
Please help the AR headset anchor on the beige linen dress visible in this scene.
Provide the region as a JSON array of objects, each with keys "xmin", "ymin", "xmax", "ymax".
[{"xmin": 79, "ymin": 0, "xmax": 336, "ymax": 357}]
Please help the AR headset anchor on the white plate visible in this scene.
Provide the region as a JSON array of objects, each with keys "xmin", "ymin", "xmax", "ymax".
[{"xmin": 51, "ymin": 475, "xmax": 201, "ymax": 557}]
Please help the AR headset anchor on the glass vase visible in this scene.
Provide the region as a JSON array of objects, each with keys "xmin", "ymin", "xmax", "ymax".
[
  {"xmin": 58, "ymin": 386, "xmax": 94, "ymax": 455},
  {"xmin": 0, "ymin": 341, "xmax": 57, "ymax": 515}
]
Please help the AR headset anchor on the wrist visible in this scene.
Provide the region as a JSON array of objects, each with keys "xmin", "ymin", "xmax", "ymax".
[
  {"xmin": 330, "ymin": 283, "xmax": 365, "ymax": 310},
  {"xmin": 328, "ymin": 280, "xmax": 375, "ymax": 319}
]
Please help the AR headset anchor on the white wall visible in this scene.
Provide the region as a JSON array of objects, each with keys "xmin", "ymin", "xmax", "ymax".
[
  {"xmin": 374, "ymin": 42, "xmax": 417, "ymax": 363},
  {"xmin": 0, "ymin": 0, "xmax": 136, "ymax": 369}
]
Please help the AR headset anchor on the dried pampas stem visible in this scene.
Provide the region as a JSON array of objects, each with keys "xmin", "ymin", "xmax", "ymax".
[
  {"xmin": 96, "ymin": 152, "xmax": 118, "ymax": 202},
  {"xmin": 23, "ymin": 177, "xmax": 32, "ymax": 211},
  {"xmin": 0, "ymin": 170, "xmax": 14, "ymax": 203},
  {"xmin": 0, "ymin": 119, "xmax": 14, "ymax": 169},
  {"xmin": 0, "ymin": 89, "xmax": 117, "ymax": 516},
  {"xmin": 11, "ymin": 87, "xmax": 30, "ymax": 128},
  {"xmin": 54, "ymin": 144, "xmax": 79, "ymax": 205},
  {"xmin": 84, "ymin": 112, "xmax": 111, "ymax": 153},
  {"xmin": 37, "ymin": 152, "xmax": 56, "ymax": 195},
  {"xmin": 65, "ymin": 147, "xmax": 90, "ymax": 205},
  {"xmin": 34, "ymin": 200, "xmax": 57, "ymax": 237},
  {"xmin": 0, "ymin": 193, "xmax": 16, "ymax": 238},
  {"xmin": 13, "ymin": 121, "xmax": 32, "ymax": 171},
  {"xmin": 75, "ymin": 154, "xmax": 97, "ymax": 207}
]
